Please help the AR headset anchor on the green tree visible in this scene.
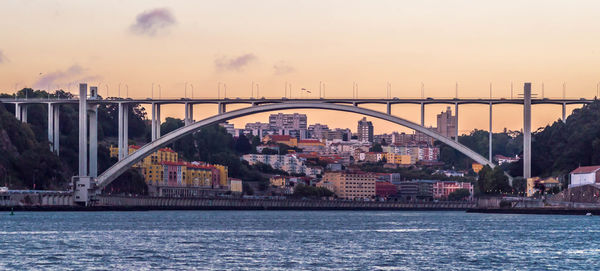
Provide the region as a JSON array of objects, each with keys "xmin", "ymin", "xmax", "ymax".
[
  {"xmin": 448, "ymin": 188, "xmax": 471, "ymax": 201},
  {"xmin": 370, "ymin": 143, "xmax": 383, "ymax": 152}
]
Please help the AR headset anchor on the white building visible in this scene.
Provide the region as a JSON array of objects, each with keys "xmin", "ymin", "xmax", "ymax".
[
  {"xmin": 241, "ymin": 154, "xmax": 322, "ymax": 177},
  {"xmin": 570, "ymin": 166, "xmax": 600, "ymax": 188}
]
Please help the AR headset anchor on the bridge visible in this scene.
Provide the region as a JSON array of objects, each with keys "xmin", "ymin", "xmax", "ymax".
[{"xmin": 0, "ymin": 83, "xmax": 590, "ymax": 205}]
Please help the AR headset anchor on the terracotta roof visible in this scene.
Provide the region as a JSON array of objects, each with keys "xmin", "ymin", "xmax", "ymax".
[
  {"xmin": 159, "ymin": 148, "xmax": 176, "ymax": 153},
  {"xmin": 571, "ymin": 165, "xmax": 600, "ymax": 174}
]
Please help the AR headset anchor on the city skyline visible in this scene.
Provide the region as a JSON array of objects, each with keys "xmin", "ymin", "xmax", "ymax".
[{"xmin": 2, "ymin": 1, "xmax": 600, "ymax": 133}]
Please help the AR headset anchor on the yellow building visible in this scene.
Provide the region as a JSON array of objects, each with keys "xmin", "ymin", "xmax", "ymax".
[
  {"xmin": 527, "ymin": 177, "xmax": 561, "ymax": 197},
  {"xmin": 385, "ymin": 153, "xmax": 412, "ymax": 165},
  {"xmin": 185, "ymin": 164, "xmax": 213, "ymax": 187},
  {"xmin": 262, "ymin": 135, "xmax": 298, "ymax": 147},
  {"xmin": 212, "ymin": 164, "xmax": 229, "ymax": 187},
  {"xmin": 230, "ymin": 178, "xmax": 243, "ymax": 193},
  {"xmin": 323, "ymin": 171, "xmax": 376, "ymax": 200},
  {"xmin": 270, "ymin": 175, "xmax": 288, "ymax": 187}
]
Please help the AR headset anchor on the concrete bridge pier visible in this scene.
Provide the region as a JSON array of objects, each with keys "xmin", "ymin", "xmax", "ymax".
[
  {"xmin": 89, "ymin": 104, "xmax": 98, "ymax": 177},
  {"xmin": 489, "ymin": 102, "xmax": 493, "ymax": 162},
  {"xmin": 455, "ymin": 102, "xmax": 459, "ymax": 142},
  {"xmin": 218, "ymin": 102, "xmax": 227, "ymax": 114},
  {"xmin": 53, "ymin": 105, "xmax": 60, "ymax": 154},
  {"xmin": 14, "ymin": 103, "xmax": 27, "ymax": 123},
  {"xmin": 184, "ymin": 103, "xmax": 194, "ymax": 126},
  {"xmin": 151, "ymin": 103, "xmax": 161, "ymax": 141},
  {"xmin": 562, "ymin": 102, "xmax": 566, "ymax": 123},
  {"xmin": 386, "ymin": 102, "xmax": 391, "ymax": 115},
  {"xmin": 420, "ymin": 102, "xmax": 425, "ymax": 126},
  {"xmin": 523, "ymin": 83, "xmax": 532, "ymax": 179},
  {"xmin": 118, "ymin": 103, "xmax": 129, "ymax": 160}
]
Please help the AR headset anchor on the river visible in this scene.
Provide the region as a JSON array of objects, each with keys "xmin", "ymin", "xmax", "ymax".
[{"xmin": 1, "ymin": 211, "xmax": 598, "ymax": 270}]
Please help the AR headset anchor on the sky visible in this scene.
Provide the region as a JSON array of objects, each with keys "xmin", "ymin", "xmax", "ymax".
[{"xmin": 1, "ymin": 0, "xmax": 600, "ymax": 134}]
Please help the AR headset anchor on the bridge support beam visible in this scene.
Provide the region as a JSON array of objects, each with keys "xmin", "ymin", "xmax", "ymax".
[
  {"xmin": 47, "ymin": 103, "xmax": 54, "ymax": 151},
  {"xmin": 184, "ymin": 103, "xmax": 194, "ymax": 126},
  {"xmin": 53, "ymin": 105, "xmax": 60, "ymax": 154},
  {"xmin": 14, "ymin": 103, "xmax": 28, "ymax": 123},
  {"xmin": 489, "ymin": 102, "xmax": 493, "ymax": 162},
  {"xmin": 218, "ymin": 103, "xmax": 227, "ymax": 114},
  {"xmin": 78, "ymin": 83, "xmax": 88, "ymax": 176},
  {"xmin": 118, "ymin": 103, "xmax": 129, "ymax": 160},
  {"xmin": 89, "ymin": 105, "xmax": 98, "ymax": 177},
  {"xmin": 386, "ymin": 102, "xmax": 391, "ymax": 115},
  {"xmin": 455, "ymin": 102, "xmax": 459, "ymax": 142},
  {"xmin": 523, "ymin": 83, "xmax": 532, "ymax": 179},
  {"xmin": 14, "ymin": 103, "xmax": 21, "ymax": 121},
  {"xmin": 420, "ymin": 103, "xmax": 425, "ymax": 126},
  {"xmin": 151, "ymin": 103, "xmax": 161, "ymax": 141},
  {"xmin": 562, "ymin": 102, "xmax": 566, "ymax": 123}
]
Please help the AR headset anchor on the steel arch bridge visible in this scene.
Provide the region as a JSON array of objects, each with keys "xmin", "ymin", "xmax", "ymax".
[{"xmin": 95, "ymin": 102, "xmax": 496, "ymax": 190}]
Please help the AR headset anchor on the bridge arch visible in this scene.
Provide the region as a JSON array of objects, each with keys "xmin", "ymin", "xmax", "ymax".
[{"xmin": 96, "ymin": 103, "xmax": 496, "ymax": 189}]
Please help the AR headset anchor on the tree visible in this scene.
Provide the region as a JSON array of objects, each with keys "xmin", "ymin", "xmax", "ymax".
[
  {"xmin": 448, "ymin": 189, "xmax": 471, "ymax": 201},
  {"xmin": 234, "ymin": 134, "xmax": 252, "ymax": 154},
  {"xmin": 370, "ymin": 143, "xmax": 383, "ymax": 152},
  {"xmin": 477, "ymin": 165, "xmax": 511, "ymax": 195}
]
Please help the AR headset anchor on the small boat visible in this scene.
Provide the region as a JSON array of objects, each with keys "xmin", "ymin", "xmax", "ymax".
[{"xmin": 586, "ymin": 213, "xmax": 593, "ymax": 216}]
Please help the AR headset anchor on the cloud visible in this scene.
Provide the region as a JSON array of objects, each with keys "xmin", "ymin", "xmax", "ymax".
[
  {"xmin": 0, "ymin": 50, "xmax": 8, "ymax": 63},
  {"xmin": 273, "ymin": 61, "xmax": 295, "ymax": 75},
  {"xmin": 34, "ymin": 65, "xmax": 100, "ymax": 89},
  {"xmin": 130, "ymin": 8, "xmax": 176, "ymax": 36},
  {"xmin": 214, "ymin": 54, "xmax": 257, "ymax": 72}
]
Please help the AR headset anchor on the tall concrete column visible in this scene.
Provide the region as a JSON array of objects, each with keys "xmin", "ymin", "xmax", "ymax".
[
  {"xmin": 48, "ymin": 103, "xmax": 54, "ymax": 151},
  {"xmin": 386, "ymin": 102, "xmax": 391, "ymax": 115},
  {"xmin": 455, "ymin": 102, "xmax": 459, "ymax": 142},
  {"xmin": 151, "ymin": 103, "xmax": 157, "ymax": 141},
  {"xmin": 14, "ymin": 103, "xmax": 21, "ymax": 121},
  {"xmin": 489, "ymin": 102, "xmax": 493, "ymax": 162},
  {"xmin": 89, "ymin": 105, "xmax": 98, "ymax": 178},
  {"xmin": 184, "ymin": 103, "xmax": 193, "ymax": 126},
  {"xmin": 218, "ymin": 102, "xmax": 227, "ymax": 114},
  {"xmin": 118, "ymin": 103, "xmax": 124, "ymax": 160},
  {"xmin": 523, "ymin": 82, "xmax": 532, "ymax": 179},
  {"xmin": 78, "ymin": 83, "xmax": 88, "ymax": 176},
  {"xmin": 420, "ymin": 103, "xmax": 425, "ymax": 126},
  {"xmin": 155, "ymin": 104, "xmax": 161, "ymax": 139},
  {"xmin": 21, "ymin": 105, "xmax": 27, "ymax": 123},
  {"xmin": 562, "ymin": 102, "xmax": 566, "ymax": 123},
  {"xmin": 53, "ymin": 105, "xmax": 60, "ymax": 154},
  {"xmin": 123, "ymin": 104, "xmax": 128, "ymax": 157}
]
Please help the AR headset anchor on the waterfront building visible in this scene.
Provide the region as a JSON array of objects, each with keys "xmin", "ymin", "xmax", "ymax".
[
  {"xmin": 229, "ymin": 178, "xmax": 243, "ymax": 193},
  {"xmin": 437, "ymin": 106, "xmax": 457, "ymax": 139},
  {"xmin": 357, "ymin": 117, "xmax": 374, "ymax": 142},
  {"xmin": 376, "ymin": 181, "xmax": 397, "ymax": 198},
  {"xmin": 269, "ymin": 113, "xmax": 307, "ymax": 130},
  {"xmin": 569, "ymin": 165, "xmax": 600, "ymax": 188},
  {"xmin": 432, "ymin": 181, "xmax": 473, "ymax": 200},
  {"xmin": 526, "ymin": 177, "xmax": 561, "ymax": 197},
  {"xmin": 396, "ymin": 180, "xmax": 435, "ymax": 201},
  {"xmin": 270, "ymin": 175, "xmax": 289, "ymax": 187},
  {"xmin": 323, "ymin": 171, "xmax": 376, "ymax": 200}
]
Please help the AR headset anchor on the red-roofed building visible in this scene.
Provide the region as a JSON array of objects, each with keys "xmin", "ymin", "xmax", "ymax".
[
  {"xmin": 376, "ymin": 181, "xmax": 398, "ymax": 198},
  {"xmin": 570, "ymin": 165, "xmax": 600, "ymax": 188}
]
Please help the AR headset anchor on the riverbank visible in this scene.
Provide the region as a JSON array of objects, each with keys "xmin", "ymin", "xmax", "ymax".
[
  {"xmin": 1, "ymin": 195, "xmax": 475, "ymax": 211},
  {"xmin": 467, "ymin": 207, "xmax": 600, "ymax": 215}
]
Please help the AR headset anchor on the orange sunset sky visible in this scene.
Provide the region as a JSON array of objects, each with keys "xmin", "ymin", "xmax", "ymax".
[{"xmin": 1, "ymin": 0, "xmax": 600, "ymax": 134}]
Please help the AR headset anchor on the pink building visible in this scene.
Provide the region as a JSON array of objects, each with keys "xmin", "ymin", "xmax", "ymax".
[{"xmin": 432, "ymin": 181, "xmax": 473, "ymax": 200}]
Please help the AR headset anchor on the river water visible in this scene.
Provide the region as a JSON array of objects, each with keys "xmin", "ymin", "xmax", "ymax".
[{"xmin": 0, "ymin": 211, "xmax": 598, "ymax": 270}]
